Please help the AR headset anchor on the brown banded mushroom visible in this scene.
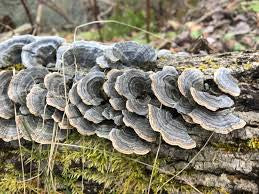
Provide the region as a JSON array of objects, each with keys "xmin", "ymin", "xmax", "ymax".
[
  {"xmin": 150, "ymin": 66, "xmax": 180, "ymax": 108},
  {"xmin": 0, "ymin": 118, "xmax": 21, "ymax": 142},
  {"xmin": 0, "ymin": 71, "xmax": 14, "ymax": 119},
  {"xmin": 188, "ymin": 107, "xmax": 246, "ymax": 134},
  {"xmin": 65, "ymin": 104, "xmax": 96, "ymax": 135},
  {"xmin": 122, "ymin": 110, "xmax": 157, "ymax": 142},
  {"xmin": 8, "ymin": 67, "xmax": 49, "ymax": 105},
  {"xmin": 44, "ymin": 72, "xmax": 70, "ymax": 111},
  {"xmin": 178, "ymin": 68, "xmax": 204, "ymax": 98},
  {"xmin": 190, "ymin": 87, "xmax": 234, "ymax": 111},
  {"xmin": 77, "ymin": 71, "xmax": 105, "ymax": 106},
  {"xmin": 0, "ymin": 35, "xmax": 35, "ymax": 68},
  {"xmin": 26, "ymin": 84, "xmax": 54, "ymax": 119},
  {"xmin": 115, "ymin": 68, "xmax": 151, "ymax": 99},
  {"xmin": 148, "ymin": 104, "xmax": 196, "ymax": 149},
  {"xmin": 16, "ymin": 114, "xmax": 67, "ymax": 144},
  {"xmin": 21, "ymin": 36, "xmax": 65, "ymax": 68},
  {"xmin": 214, "ymin": 67, "xmax": 241, "ymax": 96},
  {"xmin": 109, "ymin": 128, "xmax": 151, "ymax": 155}
]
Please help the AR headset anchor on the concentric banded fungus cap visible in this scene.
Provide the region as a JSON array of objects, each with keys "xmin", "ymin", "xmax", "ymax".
[
  {"xmin": 55, "ymin": 41, "xmax": 106, "ymax": 71},
  {"xmin": 44, "ymin": 72, "xmax": 70, "ymax": 111},
  {"xmin": 109, "ymin": 128, "xmax": 151, "ymax": 155},
  {"xmin": 8, "ymin": 67, "xmax": 49, "ymax": 105},
  {"xmin": 0, "ymin": 118, "xmax": 21, "ymax": 142},
  {"xmin": 109, "ymin": 97, "xmax": 126, "ymax": 111},
  {"xmin": 122, "ymin": 110, "xmax": 157, "ymax": 142},
  {"xmin": 188, "ymin": 107, "xmax": 246, "ymax": 134},
  {"xmin": 111, "ymin": 41, "xmax": 157, "ymax": 65},
  {"xmin": 16, "ymin": 114, "xmax": 67, "ymax": 144},
  {"xmin": 95, "ymin": 123, "xmax": 115, "ymax": 139},
  {"xmin": 103, "ymin": 69, "xmax": 123, "ymax": 98},
  {"xmin": 65, "ymin": 104, "xmax": 96, "ymax": 135},
  {"xmin": 115, "ymin": 69, "xmax": 151, "ymax": 99},
  {"xmin": 178, "ymin": 68, "xmax": 204, "ymax": 98},
  {"xmin": 21, "ymin": 36, "xmax": 65, "ymax": 68},
  {"xmin": 26, "ymin": 84, "xmax": 54, "ymax": 119},
  {"xmin": 174, "ymin": 97, "xmax": 194, "ymax": 114},
  {"xmin": 190, "ymin": 87, "xmax": 234, "ymax": 111},
  {"xmin": 102, "ymin": 105, "xmax": 123, "ymax": 126},
  {"xmin": 150, "ymin": 66, "xmax": 180, "ymax": 108},
  {"xmin": 77, "ymin": 71, "xmax": 105, "ymax": 106},
  {"xmin": 214, "ymin": 67, "xmax": 241, "ymax": 96},
  {"xmin": 84, "ymin": 105, "xmax": 106, "ymax": 124},
  {"xmin": 0, "ymin": 71, "xmax": 14, "ymax": 119},
  {"xmin": 126, "ymin": 96, "xmax": 151, "ymax": 116},
  {"xmin": 148, "ymin": 104, "xmax": 196, "ymax": 149},
  {"xmin": 0, "ymin": 35, "xmax": 35, "ymax": 68}
]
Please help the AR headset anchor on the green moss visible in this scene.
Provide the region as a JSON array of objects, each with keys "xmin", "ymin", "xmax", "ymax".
[
  {"xmin": 0, "ymin": 63, "xmax": 25, "ymax": 71},
  {"xmin": 247, "ymin": 138, "xmax": 259, "ymax": 150}
]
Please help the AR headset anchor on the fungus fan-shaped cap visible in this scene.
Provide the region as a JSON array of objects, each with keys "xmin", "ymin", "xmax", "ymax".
[
  {"xmin": 103, "ymin": 69, "xmax": 123, "ymax": 98},
  {"xmin": 95, "ymin": 123, "xmax": 115, "ymax": 139},
  {"xmin": 122, "ymin": 110, "xmax": 157, "ymax": 142},
  {"xmin": 109, "ymin": 97, "xmax": 126, "ymax": 111},
  {"xmin": 148, "ymin": 104, "xmax": 196, "ymax": 149},
  {"xmin": 0, "ymin": 118, "xmax": 21, "ymax": 142},
  {"xmin": 65, "ymin": 104, "xmax": 96, "ymax": 135},
  {"xmin": 16, "ymin": 114, "xmax": 67, "ymax": 144},
  {"xmin": 0, "ymin": 35, "xmax": 35, "ymax": 68},
  {"xmin": 174, "ymin": 97, "xmax": 194, "ymax": 114},
  {"xmin": 150, "ymin": 66, "xmax": 180, "ymax": 108},
  {"xmin": 214, "ymin": 67, "xmax": 241, "ymax": 96},
  {"xmin": 21, "ymin": 36, "xmax": 65, "ymax": 68},
  {"xmin": 115, "ymin": 68, "xmax": 151, "ymax": 99},
  {"xmin": 111, "ymin": 41, "xmax": 157, "ymax": 65},
  {"xmin": 77, "ymin": 71, "xmax": 105, "ymax": 106},
  {"xmin": 190, "ymin": 87, "xmax": 234, "ymax": 111},
  {"xmin": 178, "ymin": 68, "xmax": 204, "ymax": 98},
  {"xmin": 8, "ymin": 67, "xmax": 49, "ymax": 105},
  {"xmin": 0, "ymin": 71, "xmax": 14, "ymax": 119},
  {"xmin": 102, "ymin": 105, "xmax": 123, "ymax": 126},
  {"xmin": 109, "ymin": 128, "xmax": 151, "ymax": 155},
  {"xmin": 26, "ymin": 84, "xmax": 54, "ymax": 119},
  {"xmin": 103, "ymin": 47, "xmax": 119, "ymax": 63},
  {"xmin": 188, "ymin": 107, "xmax": 246, "ymax": 134},
  {"xmin": 84, "ymin": 105, "xmax": 106, "ymax": 124},
  {"xmin": 126, "ymin": 96, "xmax": 151, "ymax": 116}
]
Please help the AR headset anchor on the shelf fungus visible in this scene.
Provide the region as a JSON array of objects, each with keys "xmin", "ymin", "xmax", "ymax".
[
  {"xmin": 178, "ymin": 68, "xmax": 204, "ymax": 98},
  {"xmin": 126, "ymin": 96, "xmax": 153, "ymax": 116},
  {"xmin": 111, "ymin": 41, "xmax": 157, "ymax": 65},
  {"xmin": 115, "ymin": 69, "xmax": 151, "ymax": 99},
  {"xmin": 8, "ymin": 67, "xmax": 49, "ymax": 105},
  {"xmin": 214, "ymin": 67, "xmax": 241, "ymax": 96},
  {"xmin": 122, "ymin": 110, "xmax": 157, "ymax": 142},
  {"xmin": 21, "ymin": 36, "xmax": 65, "ymax": 68},
  {"xmin": 109, "ymin": 128, "xmax": 151, "ymax": 155},
  {"xmin": 0, "ymin": 71, "xmax": 14, "ymax": 119},
  {"xmin": 0, "ymin": 35, "xmax": 35, "ymax": 68},
  {"xmin": 0, "ymin": 118, "xmax": 20, "ymax": 142},
  {"xmin": 102, "ymin": 105, "xmax": 123, "ymax": 126},
  {"xmin": 95, "ymin": 122, "xmax": 115, "ymax": 140},
  {"xmin": 190, "ymin": 87, "xmax": 234, "ymax": 111},
  {"xmin": 150, "ymin": 66, "xmax": 180, "ymax": 108},
  {"xmin": 65, "ymin": 104, "xmax": 96, "ymax": 135},
  {"xmin": 188, "ymin": 107, "xmax": 246, "ymax": 134},
  {"xmin": 16, "ymin": 114, "xmax": 67, "ymax": 144},
  {"xmin": 84, "ymin": 105, "xmax": 106, "ymax": 124},
  {"xmin": 77, "ymin": 71, "xmax": 105, "ymax": 106},
  {"xmin": 148, "ymin": 104, "xmax": 196, "ymax": 149}
]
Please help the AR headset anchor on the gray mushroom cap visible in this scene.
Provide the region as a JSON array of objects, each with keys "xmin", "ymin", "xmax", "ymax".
[
  {"xmin": 0, "ymin": 71, "xmax": 14, "ymax": 119},
  {"xmin": 8, "ymin": 67, "xmax": 49, "ymax": 105},
  {"xmin": 109, "ymin": 97, "xmax": 126, "ymax": 111},
  {"xmin": 214, "ymin": 67, "xmax": 241, "ymax": 96},
  {"xmin": 103, "ymin": 69, "xmax": 123, "ymax": 98},
  {"xmin": 111, "ymin": 41, "xmax": 157, "ymax": 65},
  {"xmin": 122, "ymin": 110, "xmax": 157, "ymax": 142},
  {"xmin": 115, "ymin": 68, "xmax": 151, "ymax": 99},
  {"xmin": 26, "ymin": 84, "xmax": 54, "ymax": 119},
  {"xmin": 148, "ymin": 104, "xmax": 196, "ymax": 149},
  {"xmin": 150, "ymin": 66, "xmax": 180, "ymax": 108},
  {"xmin": 109, "ymin": 128, "xmax": 151, "ymax": 155},
  {"xmin": 21, "ymin": 36, "xmax": 65, "ymax": 68},
  {"xmin": 0, "ymin": 118, "xmax": 21, "ymax": 142},
  {"xmin": 84, "ymin": 105, "xmax": 106, "ymax": 124},
  {"xmin": 126, "ymin": 96, "xmax": 152, "ymax": 116},
  {"xmin": 178, "ymin": 68, "xmax": 204, "ymax": 98},
  {"xmin": 0, "ymin": 35, "xmax": 35, "ymax": 68},
  {"xmin": 95, "ymin": 123, "xmax": 115, "ymax": 140},
  {"xmin": 77, "ymin": 71, "xmax": 105, "ymax": 106},
  {"xmin": 16, "ymin": 114, "xmax": 67, "ymax": 144},
  {"xmin": 188, "ymin": 107, "xmax": 246, "ymax": 134},
  {"xmin": 102, "ymin": 104, "xmax": 123, "ymax": 126},
  {"xmin": 65, "ymin": 104, "xmax": 96, "ymax": 135},
  {"xmin": 190, "ymin": 87, "xmax": 234, "ymax": 111}
]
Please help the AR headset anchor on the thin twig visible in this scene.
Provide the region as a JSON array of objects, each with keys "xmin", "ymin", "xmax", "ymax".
[{"xmin": 20, "ymin": 0, "xmax": 34, "ymax": 27}]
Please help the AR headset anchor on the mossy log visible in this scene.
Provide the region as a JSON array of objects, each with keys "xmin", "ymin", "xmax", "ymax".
[{"xmin": 0, "ymin": 51, "xmax": 258, "ymax": 193}]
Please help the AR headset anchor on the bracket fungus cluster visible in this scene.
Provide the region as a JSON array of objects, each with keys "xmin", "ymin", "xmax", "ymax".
[{"xmin": 0, "ymin": 35, "xmax": 246, "ymax": 155}]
